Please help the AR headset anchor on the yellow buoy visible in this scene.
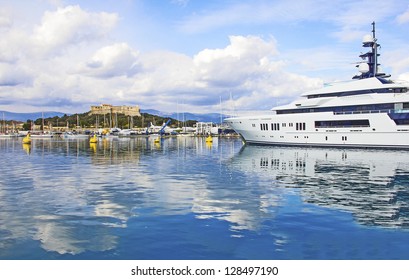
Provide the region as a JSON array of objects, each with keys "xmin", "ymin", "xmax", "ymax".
[
  {"xmin": 90, "ymin": 142, "xmax": 97, "ymax": 152},
  {"xmin": 22, "ymin": 143, "xmax": 31, "ymax": 154},
  {"xmin": 90, "ymin": 134, "xmax": 98, "ymax": 144},
  {"xmin": 205, "ymin": 135, "xmax": 213, "ymax": 143},
  {"xmin": 22, "ymin": 133, "xmax": 31, "ymax": 144}
]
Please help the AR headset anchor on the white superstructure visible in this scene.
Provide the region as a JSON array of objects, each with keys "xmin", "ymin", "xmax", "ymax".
[{"xmin": 225, "ymin": 23, "xmax": 409, "ymax": 148}]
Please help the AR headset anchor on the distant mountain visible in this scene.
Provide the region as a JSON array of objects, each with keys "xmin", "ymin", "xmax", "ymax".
[
  {"xmin": 0, "ymin": 111, "xmax": 67, "ymax": 122},
  {"xmin": 141, "ymin": 109, "xmax": 229, "ymax": 124}
]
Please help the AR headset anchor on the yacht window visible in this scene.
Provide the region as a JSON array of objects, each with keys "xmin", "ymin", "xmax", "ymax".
[
  {"xmin": 377, "ymin": 77, "xmax": 394, "ymax": 84},
  {"xmin": 295, "ymin": 122, "xmax": 306, "ymax": 131},
  {"xmin": 260, "ymin": 123, "xmax": 268, "ymax": 130},
  {"xmin": 315, "ymin": 119, "xmax": 370, "ymax": 128},
  {"xmin": 270, "ymin": 123, "xmax": 280, "ymax": 131},
  {"xmin": 306, "ymin": 86, "xmax": 406, "ymax": 99},
  {"xmin": 307, "ymin": 89, "xmax": 374, "ymax": 99}
]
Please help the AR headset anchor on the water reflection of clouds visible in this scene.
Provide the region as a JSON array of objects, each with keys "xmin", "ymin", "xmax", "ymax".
[
  {"xmin": 1, "ymin": 139, "xmax": 143, "ymax": 255},
  {"xmin": 1, "ymin": 137, "xmax": 246, "ymax": 256},
  {"xmin": 33, "ymin": 218, "xmax": 118, "ymax": 255}
]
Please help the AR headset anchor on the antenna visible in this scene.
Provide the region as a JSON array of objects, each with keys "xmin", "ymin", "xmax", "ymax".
[
  {"xmin": 372, "ymin": 21, "xmax": 378, "ymax": 77},
  {"xmin": 353, "ymin": 22, "xmax": 389, "ymax": 80}
]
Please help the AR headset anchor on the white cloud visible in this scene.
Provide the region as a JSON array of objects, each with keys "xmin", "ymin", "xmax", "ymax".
[
  {"xmin": 383, "ymin": 49, "xmax": 409, "ymax": 77},
  {"xmin": 55, "ymin": 34, "xmax": 322, "ymax": 113},
  {"xmin": 188, "ymin": 35, "xmax": 322, "ymax": 111},
  {"xmin": 81, "ymin": 43, "xmax": 141, "ymax": 78},
  {"xmin": 0, "ymin": 4, "xmax": 122, "ymax": 112},
  {"xmin": 171, "ymin": 0, "xmax": 189, "ymax": 7},
  {"xmin": 2, "ymin": 2, "xmax": 407, "ymax": 116},
  {"xmin": 32, "ymin": 5, "xmax": 118, "ymax": 56},
  {"xmin": 193, "ymin": 35, "xmax": 279, "ymax": 87},
  {"xmin": 396, "ymin": 7, "xmax": 409, "ymax": 24},
  {"xmin": 0, "ymin": 6, "xmax": 324, "ymax": 115},
  {"xmin": 0, "ymin": 63, "xmax": 33, "ymax": 87},
  {"xmin": 0, "ymin": 10, "xmax": 13, "ymax": 29},
  {"xmin": 0, "ymin": 29, "xmax": 27, "ymax": 63}
]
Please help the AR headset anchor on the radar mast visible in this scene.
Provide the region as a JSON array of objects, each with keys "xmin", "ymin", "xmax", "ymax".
[{"xmin": 353, "ymin": 22, "xmax": 390, "ymax": 80}]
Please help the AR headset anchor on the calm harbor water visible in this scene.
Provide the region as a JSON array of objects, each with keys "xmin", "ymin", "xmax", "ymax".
[{"xmin": 1, "ymin": 136, "xmax": 409, "ymax": 260}]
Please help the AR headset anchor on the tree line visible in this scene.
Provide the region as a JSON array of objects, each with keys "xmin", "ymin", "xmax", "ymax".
[{"xmin": 21, "ymin": 111, "xmax": 198, "ymax": 131}]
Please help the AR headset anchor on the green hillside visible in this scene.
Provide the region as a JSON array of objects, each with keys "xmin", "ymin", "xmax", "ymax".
[{"xmin": 24, "ymin": 112, "xmax": 197, "ymax": 130}]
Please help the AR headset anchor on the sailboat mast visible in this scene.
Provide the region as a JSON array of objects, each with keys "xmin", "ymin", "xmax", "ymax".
[
  {"xmin": 220, "ymin": 96, "xmax": 223, "ymax": 124},
  {"xmin": 42, "ymin": 112, "xmax": 44, "ymax": 133}
]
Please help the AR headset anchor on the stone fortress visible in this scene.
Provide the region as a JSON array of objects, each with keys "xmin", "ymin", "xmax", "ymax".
[{"xmin": 89, "ymin": 104, "xmax": 141, "ymax": 117}]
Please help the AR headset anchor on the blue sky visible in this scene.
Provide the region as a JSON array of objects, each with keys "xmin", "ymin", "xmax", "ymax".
[{"xmin": 0, "ymin": 0, "xmax": 409, "ymax": 114}]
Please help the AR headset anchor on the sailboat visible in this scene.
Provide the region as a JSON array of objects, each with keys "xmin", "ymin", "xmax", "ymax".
[
  {"xmin": 30, "ymin": 112, "xmax": 53, "ymax": 139},
  {"xmin": 0, "ymin": 113, "xmax": 17, "ymax": 138}
]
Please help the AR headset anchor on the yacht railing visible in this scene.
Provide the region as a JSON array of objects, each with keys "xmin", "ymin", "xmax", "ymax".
[{"xmin": 334, "ymin": 109, "xmax": 409, "ymax": 115}]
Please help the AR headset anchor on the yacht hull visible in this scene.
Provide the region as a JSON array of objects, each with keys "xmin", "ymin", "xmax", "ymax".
[{"xmin": 226, "ymin": 111, "xmax": 409, "ymax": 149}]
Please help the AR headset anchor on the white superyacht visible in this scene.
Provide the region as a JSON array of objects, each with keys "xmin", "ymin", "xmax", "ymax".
[{"xmin": 225, "ymin": 23, "xmax": 409, "ymax": 148}]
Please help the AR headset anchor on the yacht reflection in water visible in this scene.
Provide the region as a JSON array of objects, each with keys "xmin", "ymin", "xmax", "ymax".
[{"xmin": 230, "ymin": 145, "xmax": 409, "ymax": 228}]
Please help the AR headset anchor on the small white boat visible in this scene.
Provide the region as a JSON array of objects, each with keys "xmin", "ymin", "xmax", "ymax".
[
  {"xmin": 0, "ymin": 133, "xmax": 18, "ymax": 138},
  {"xmin": 62, "ymin": 132, "xmax": 89, "ymax": 139},
  {"xmin": 118, "ymin": 129, "xmax": 137, "ymax": 137},
  {"xmin": 30, "ymin": 133, "xmax": 54, "ymax": 139}
]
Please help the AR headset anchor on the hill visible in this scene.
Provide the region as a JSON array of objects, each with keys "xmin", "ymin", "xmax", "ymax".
[
  {"xmin": 0, "ymin": 111, "xmax": 66, "ymax": 122},
  {"xmin": 1, "ymin": 109, "xmax": 230, "ymax": 126},
  {"xmin": 17, "ymin": 111, "xmax": 196, "ymax": 130}
]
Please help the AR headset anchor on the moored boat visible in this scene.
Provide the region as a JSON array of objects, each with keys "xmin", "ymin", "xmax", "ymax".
[
  {"xmin": 0, "ymin": 133, "xmax": 18, "ymax": 138},
  {"xmin": 62, "ymin": 132, "xmax": 89, "ymax": 139},
  {"xmin": 225, "ymin": 23, "xmax": 409, "ymax": 149},
  {"xmin": 30, "ymin": 132, "xmax": 54, "ymax": 139}
]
